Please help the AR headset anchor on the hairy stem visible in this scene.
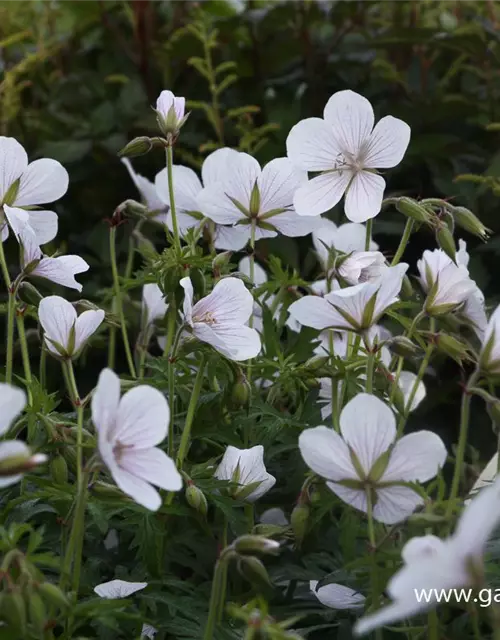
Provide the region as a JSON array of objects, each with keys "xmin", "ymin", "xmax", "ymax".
[
  {"xmin": 166, "ymin": 145, "xmax": 181, "ymax": 252},
  {"xmin": 391, "ymin": 218, "xmax": 414, "ymax": 266},
  {"xmin": 176, "ymin": 354, "xmax": 206, "ymax": 469}
]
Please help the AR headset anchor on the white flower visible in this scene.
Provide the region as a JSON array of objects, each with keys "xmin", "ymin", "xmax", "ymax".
[
  {"xmin": 38, "ymin": 295, "xmax": 104, "ymax": 358},
  {"xmin": 198, "ymin": 153, "xmax": 323, "ymax": 243},
  {"xmin": 480, "ymin": 304, "xmax": 500, "ymax": 372},
  {"xmin": 214, "ymin": 445, "xmax": 276, "ymax": 502},
  {"xmin": 397, "ymin": 371, "xmax": 426, "ymax": 412},
  {"xmin": 94, "ymin": 579, "xmax": 147, "ymax": 598},
  {"xmin": 338, "ymin": 251, "xmax": 387, "ymax": 286},
  {"xmin": 0, "ymin": 136, "xmax": 67, "ymax": 244},
  {"xmin": 121, "ymin": 158, "xmax": 167, "ymax": 223},
  {"xmin": 287, "ymin": 90, "xmax": 410, "ymax": 222},
  {"xmin": 154, "ymin": 147, "xmax": 248, "ymax": 249},
  {"xmin": 104, "ymin": 529, "xmax": 119, "ymax": 550},
  {"xmin": 155, "ymin": 90, "xmax": 186, "ymax": 136},
  {"xmin": 142, "ymin": 284, "xmax": 168, "ymax": 329},
  {"xmin": 417, "ymin": 247, "xmax": 476, "ymax": 315},
  {"xmin": 92, "ymin": 368, "xmax": 182, "ymax": 511},
  {"xmin": 310, "ymin": 580, "xmax": 365, "ymax": 610},
  {"xmin": 299, "ymin": 393, "xmax": 446, "ymax": 524},
  {"xmin": 20, "ymin": 227, "xmax": 89, "ymax": 292},
  {"xmin": 312, "ymin": 218, "xmax": 378, "ymax": 269},
  {"xmin": 355, "ymin": 477, "xmax": 500, "ymax": 635},
  {"xmin": 289, "ymin": 264, "xmax": 408, "ymax": 332},
  {"xmin": 260, "ymin": 507, "xmax": 289, "ymax": 526},
  {"xmin": 141, "ymin": 623, "xmax": 158, "ymax": 639},
  {"xmin": 456, "ymin": 240, "xmax": 487, "ymax": 338},
  {"xmin": 0, "ymin": 383, "xmax": 46, "ymax": 487},
  {"xmin": 180, "ymin": 276, "xmax": 261, "ymax": 361}
]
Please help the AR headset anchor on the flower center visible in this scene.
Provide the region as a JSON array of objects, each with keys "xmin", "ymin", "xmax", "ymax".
[{"xmin": 193, "ymin": 311, "xmax": 217, "ymax": 325}]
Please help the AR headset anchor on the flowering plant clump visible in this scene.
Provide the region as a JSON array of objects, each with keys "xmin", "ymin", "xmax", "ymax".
[{"xmin": 4, "ymin": 5, "xmax": 500, "ymax": 640}]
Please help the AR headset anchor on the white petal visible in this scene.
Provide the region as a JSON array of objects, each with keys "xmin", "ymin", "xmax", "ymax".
[
  {"xmin": 468, "ymin": 454, "xmax": 498, "ymax": 500},
  {"xmin": 323, "ymin": 90, "xmax": 374, "ymax": 157},
  {"xmin": 0, "ymin": 384, "xmax": 26, "ymax": 436},
  {"xmin": 258, "ymin": 157, "xmax": 307, "ymax": 213},
  {"xmin": 272, "ymin": 210, "xmax": 322, "ymax": 237},
  {"xmin": 327, "ymin": 481, "xmax": 367, "ymax": 513},
  {"xmin": 20, "ymin": 227, "xmax": 41, "ymax": 265},
  {"xmin": 339, "ymin": 393, "xmax": 396, "ymax": 475},
  {"xmin": 92, "ymin": 368, "xmax": 121, "ymax": 442},
  {"xmin": 354, "ymin": 599, "xmax": 426, "ymax": 637},
  {"xmin": 401, "ymin": 535, "xmax": 446, "ymax": 565},
  {"xmin": 382, "ymin": 431, "xmax": 446, "ymax": 484},
  {"xmin": 38, "ymin": 296, "xmax": 77, "ymax": 352},
  {"xmin": 3, "ymin": 205, "xmax": 30, "ymax": 240},
  {"xmin": 155, "ymin": 165, "xmax": 202, "ymax": 213},
  {"xmin": 299, "ymin": 425, "xmax": 357, "ymax": 482},
  {"xmin": 293, "ymin": 171, "xmax": 351, "ymax": 217},
  {"xmin": 334, "ymin": 222, "xmax": 379, "ymax": 253},
  {"xmin": 215, "ymin": 445, "xmax": 275, "ymax": 501},
  {"xmin": 310, "ymin": 581, "xmax": 365, "ymax": 609},
  {"xmin": 0, "ymin": 137, "xmax": 28, "ymax": 201},
  {"xmin": 363, "ymin": 116, "xmax": 411, "ymax": 169},
  {"xmin": 197, "ymin": 184, "xmax": 245, "ymax": 224},
  {"xmin": 213, "ymin": 225, "xmax": 249, "ymax": 250},
  {"xmin": 180, "ymin": 277, "xmax": 194, "ymax": 324},
  {"xmin": 202, "ymin": 147, "xmax": 240, "ymax": 186},
  {"xmin": 117, "ymin": 385, "xmax": 169, "ymax": 449},
  {"xmin": 288, "ymin": 296, "xmax": 338, "ymax": 330},
  {"xmin": 120, "ymin": 447, "xmax": 182, "ymax": 492},
  {"xmin": 397, "ymin": 371, "xmax": 426, "ymax": 412},
  {"xmin": 27, "ymin": 210, "xmax": 58, "ymax": 245},
  {"xmin": 111, "ymin": 463, "xmax": 163, "ymax": 511},
  {"xmin": 141, "ymin": 623, "xmax": 158, "ymax": 639},
  {"xmin": 373, "ymin": 485, "xmax": 424, "ymax": 524},
  {"xmin": 32, "ymin": 255, "xmax": 89, "ymax": 292},
  {"xmin": 260, "ymin": 508, "xmax": 288, "ymax": 526},
  {"xmin": 221, "ymin": 151, "xmax": 261, "ymax": 210},
  {"xmin": 324, "ymin": 282, "xmax": 378, "ymax": 330},
  {"xmin": 286, "ymin": 117, "xmax": 342, "ymax": 171},
  {"xmin": 94, "ymin": 579, "xmax": 147, "ymax": 599},
  {"xmin": 312, "ymin": 218, "xmax": 338, "ymax": 266},
  {"xmin": 238, "ymin": 257, "xmax": 267, "ymax": 285},
  {"xmin": 193, "ymin": 277, "xmax": 253, "ymax": 325},
  {"xmin": 344, "ymin": 171, "xmax": 385, "ymax": 223},
  {"xmin": 74, "ymin": 309, "xmax": 105, "ymax": 352},
  {"xmin": 142, "ymin": 283, "xmax": 168, "ymax": 326},
  {"xmin": 0, "ymin": 440, "xmax": 31, "ymax": 488},
  {"xmin": 15, "ymin": 158, "xmax": 69, "ymax": 206},
  {"xmin": 373, "ymin": 263, "xmax": 408, "ymax": 320},
  {"xmin": 121, "ymin": 158, "xmax": 165, "ymax": 212},
  {"xmin": 195, "ymin": 323, "xmax": 261, "ymax": 361}
]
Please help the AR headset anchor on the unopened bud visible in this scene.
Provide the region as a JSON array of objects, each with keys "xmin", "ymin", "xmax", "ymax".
[
  {"xmin": 233, "ymin": 535, "xmax": 280, "ymax": 556},
  {"xmin": 304, "ymin": 356, "xmax": 329, "ymax": 372},
  {"xmin": 212, "ymin": 251, "xmax": 233, "ymax": 271},
  {"xmin": 189, "ymin": 267, "xmax": 206, "ymax": 298},
  {"xmin": 391, "ymin": 383, "xmax": 406, "ymax": 415},
  {"xmin": 435, "ymin": 333, "xmax": 470, "ymax": 364},
  {"xmin": 1, "ymin": 590, "xmax": 27, "ymax": 636},
  {"xmin": 28, "ymin": 592, "xmax": 46, "ymax": 632},
  {"xmin": 17, "ymin": 281, "xmax": 43, "ymax": 306},
  {"xmin": 185, "ymin": 483, "xmax": 208, "ymax": 517},
  {"xmin": 237, "ymin": 555, "xmax": 272, "ymax": 590},
  {"xmin": 50, "ymin": 455, "xmax": 68, "ymax": 485},
  {"xmin": 0, "ymin": 450, "xmax": 47, "ymax": 476},
  {"xmin": 453, "ymin": 206, "xmax": 491, "ymax": 241},
  {"xmin": 291, "ymin": 503, "xmax": 310, "ymax": 544},
  {"xmin": 436, "ymin": 225, "xmax": 456, "ymax": 262},
  {"xmin": 37, "ymin": 583, "xmax": 70, "ymax": 609},
  {"xmin": 118, "ymin": 136, "xmax": 154, "ymax": 158},
  {"xmin": 387, "ymin": 336, "xmax": 419, "ymax": 358},
  {"xmin": 231, "ymin": 374, "xmax": 251, "ymax": 408},
  {"xmin": 395, "ymin": 197, "xmax": 432, "ymax": 224}
]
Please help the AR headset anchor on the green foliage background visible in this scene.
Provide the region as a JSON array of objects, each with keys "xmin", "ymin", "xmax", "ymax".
[{"xmin": 2, "ymin": 1, "xmax": 500, "ymax": 638}]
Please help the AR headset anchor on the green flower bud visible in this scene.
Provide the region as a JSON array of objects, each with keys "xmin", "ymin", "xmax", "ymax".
[
  {"xmin": 37, "ymin": 583, "xmax": 70, "ymax": 609},
  {"xmin": 233, "ymin": 535, "xmax": 280, "ymax": 556},
  {"xmin": 436, "ymin": 225, "xmax": 456, "ymax": 262},
  {"xmin": 50, "ymin": 455, "xmax": 68, "ymax": 485},
  {"xmin": 391, "ymin": 383, "xmax": 406, "ymax": 416},
  {"xmin": 185, "ymin": 483, "xmax": 208, "ymax": 517},
  {"xmin": 387, "ymin": 336, "xmax": 419, "ymax": 358},
  {"xmin": 304, "ymin": 356, "xmax": 329, "ymax": 372},
  {"xmin": 212, "ymin": 251, "xmax": 233, "ymax": 271},
  {"xmin": 1, "ymin": 590, "xmax": 27, "ymax": 636},
  {"xmin": 118, "ymin": 136, "xmax": 154, "ymax": 158},
  {"xmin": 17, "ymin": 282, "xmax": 43, "ymax": 306},
  {"xmin": 395, "ymin": 197, "xmax": 432, "ymax": 224},
  {"xmin": 231, "ymin": 374, "xmax": 251, "ymax": 408},
  {"xmin": 453, "ymin": 206, "xmax": 491, "ymax": 241},
  {"xmin": 28, "ymin": 592, "xmax": 47, "ymax": 632},
  {"xmin": 435, "ymin": 333, "xmax": 471, "ymax": 364},
  {"xmin": 237, "ymin": 555, "xmax": 273, "ymax": 590},
  {"xmin": 189, "ymin": 267, "xmax": 206, "ymax": 298},
  {"xmin": 291, "ymin": 503, "xmax": 310, "ymax": 544}
]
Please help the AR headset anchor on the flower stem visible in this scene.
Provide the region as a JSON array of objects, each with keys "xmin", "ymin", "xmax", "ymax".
[
  {"xmin": 366, "ymin": 351, "xmax": 375, "ymax": 394},
  {"xmin": 166, "ymin": 145, "xmax": 181, "ymax": 253},
  {"xmin": 60, "ymin": 470, "xmax": 89, "ymax": 596},
  {"xmin": 447, "ymin": 368, "xmax": 480, "ymax": 515},
  {"xmin": 204, "ymin": 550, "xmax": 232, "ymax": 640},
  {"xmin": 176, "ymin": 354, "xmax": 206, "ymax": 469},
  {"xmin": 109, "ymin": 226, "xmax": 136, "ymax": 378},
  {"xmin": 16, "ymin": 311, "xmax": 33, "ymax": 401},
  {"xmin": 364, "ymin": 218, "xmax": 373, "ymax": 251},
  {"xmin": 428, "ymin": 609, "xmax": 439, "ymax": 640},
  {"xmin": 64, "ymin": 359, "xmax": 83, "ymax": 489},
  {"xmin": 164, "ymin": 306, "xmax": 179, "ymax": 458},
  {"xmin": 391, "ymin": 218, "xmax": 414, "ymax": 266},
  {"xmin": 0, "ymin": 239, "xmax": 14, "ymax": 384}
]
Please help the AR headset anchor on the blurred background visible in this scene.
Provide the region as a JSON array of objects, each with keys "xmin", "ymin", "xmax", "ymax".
[{"xmin": 2, "ymin": 0, "xmax": 500, "ymax": 468}]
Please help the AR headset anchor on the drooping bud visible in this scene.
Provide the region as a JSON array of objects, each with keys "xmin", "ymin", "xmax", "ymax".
[
  {"xmin": 436, "ymin": 225, "xmax": 456, "ymax": 262},
  {"xmin": 212, "ymin": 251, "xmax": 233, "ymax": 271},
  {"xmin": 37, "ymin": 583, "xmax": 70, "ymax": 609},
  {"xmin": 185, "ymin": 482, "xmax": 208, "ymax": 517},
  {"xmin": 435, "ymin": 333, "xmax": 471, "ymax": 364},
  {"xmin": 28, "ymin": 592, "xmax": 47, "ymax": 633},
  {"xmin": 237, "ymin": 555, "xmax": 273, "ymax": 591},
  {"xmin": 387, "ymin": 336, "xmax": 420, "ymax": 358},
  {"xmin": 452, "ymin": 206, "xmax": 491, "ymax": 241},
  {"xmin": 118, "ymin": 136, "xmax": 154, "ymax": 158},
  {"xmin": 395, "ymin": 197, "xmax": 432, "ymax": 224},
  {"xmin": 231, "ymin": 373, "xmax": 251, "ymax": 408},
  {"xmin": 0, "ymin": 590, "xmax": 27, "ymax": 636},
  {"xmin": 291, "ymin": 502, "xmax": 310, "ymax": 545},
  {"xmin": 233, "ymin": 535, "xmax": 280, "ymax": 556},
  {"xmin": 17, "ymin": 281, "xmax": 43, "ymax": 306},
  {"xmin": 50, "ymin": 455, "xmax": 68, "ymax": 485}
]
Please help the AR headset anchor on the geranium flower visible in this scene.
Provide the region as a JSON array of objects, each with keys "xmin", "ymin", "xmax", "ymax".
[
  {"xmin": 310, "ymin": 580, "xmax": 365, "ymax": 610},
  {"xmin": 20, "ymin": 227, "xmax": 89, "ymax": 292},
  {"xmin": 198, "ymin": 153, "xmax": 323, "ymax": 243},
  {"xmin": 355, "ymin": 477, "xmax": 500, "ymax": 635},
  {"xmin": 180, "ymin": 276, "xmax": 261, "ymax": 361},
  {"xmin": 142, "ymin": 284, "xmax": 168, "ymax": 330},
  {"xmin": 289, "ymin": 264, "xmax": 408, "ymax": 332},
  {"xmin": 456, "ymin": 239, "xmax": 487, "ymax": 338},
  {"xmin": 0, "ymin": 136, "xmax": 67, "ymax": 244},
  {"xmin": 417, "ymin": 247, "xmax": 476, "ymax": 316},
  {"xmin": 94, "ymin": 579, "xmax": 147, "ymax": 598},
  {"xmin": 479, "ymin": 303, "xmax": 500, "ymax": 373},
  {"xmin": 0, "ymin": 383, "xmax": 46, "ymax": 487},
  {"xmin": 155, "ymin": 90, "xmax": 187, "ymax": 137},
  {"xmin": 92, "ymin": 368, "xmax": 182, "ymax": 511},
  {"xmin": 299, "ymin": 393, "xmax": 446, "ymax": 524},
  {"xmin": 155, "ymin": 147, "xmax": 248, "ymax": 249},
  {"xmin": 286, "ymin": 90, "xmax": 410, "ymax": 221},
  {"xmin": 214, "ymin": 445, "xmax": 276, "ymax": 502},
  {"xmin": 312, "ymin": 218, "xmax": 378, "ymax": 270},
  {"xmin": 38, "ymin": 295, "xmax": 104, "ymax": 358}
]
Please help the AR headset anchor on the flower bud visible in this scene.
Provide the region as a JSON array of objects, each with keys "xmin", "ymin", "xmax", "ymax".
[
  {"xmin": 50, "ymin": 455, "xmax": 68, "ymax": 485},
  {"xmin": 189, "ymin": 267, "xmax": 206, "ymax": 298},
  {"xmin": 1, "ymin": 590, "xmax": 27, "ymax": 636},
  {"xmin": 453, "ymin": 206, "xmax": 491, "ymax": 241},
  {"xmin": 436, "ymin": 225, "xmax": 456, "ymax": 262},
  {"xmin": 0, "ymin": 450, "xmax": 47, "ymax": 476},
  {"xmin": 17, "ymin": 281, "xmax": 43, "ymax": 306},
  {"xmin": 212, "ymin": 251, "xmax": 233, "ymax": 271},
  {"xmin": 304, "ymin": 356, "xmax": 329, "ymax": 372},
  {"xmin": 118, "ymin": 137, "xmax": 154, "ymax": 158},
  {"xmin": 291, "ymin": 503, "xmax": 310, "ymax": 545},
  {"xmin": 231, "ymin": 374, "xmax": 251, "ymax": 408},
  {"xmin": 233, "ymin": 535, "xmax": 280, "ymax": 556},
  {"xmin": 155, "ymin": 90, "xmax": 188, "ymax": 140},
  {"xmin": 435, "ymin": 333, "xmax": 471, "ymax": 364},
  {"xmin": 237, "ymin": 555, "xmax": 273, "ymax": 590},
  {"xmin": 391, "ymin": 383, "xmax": 406, "ymax": 416},
  {"xmin": 28, "ymin": 592, "xmax": 47, "ymax": 632},
  {"xmin": 395, "ymin": 197, "xmax": 432, "ymax": 224},
  {"xmin": 37, "ymin": 583, "xmax": 70, "ymax": 609},
  {"xmin": 185, "ymin": 482, "xmax": 208, "ymax": 517},
  {"xmin": 400, "ymin": 275, "xmax": 414, "ymax": 299},
  {"xmin": 387, "ymin": 336, "xmax": 419, "ymax": 358}
]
